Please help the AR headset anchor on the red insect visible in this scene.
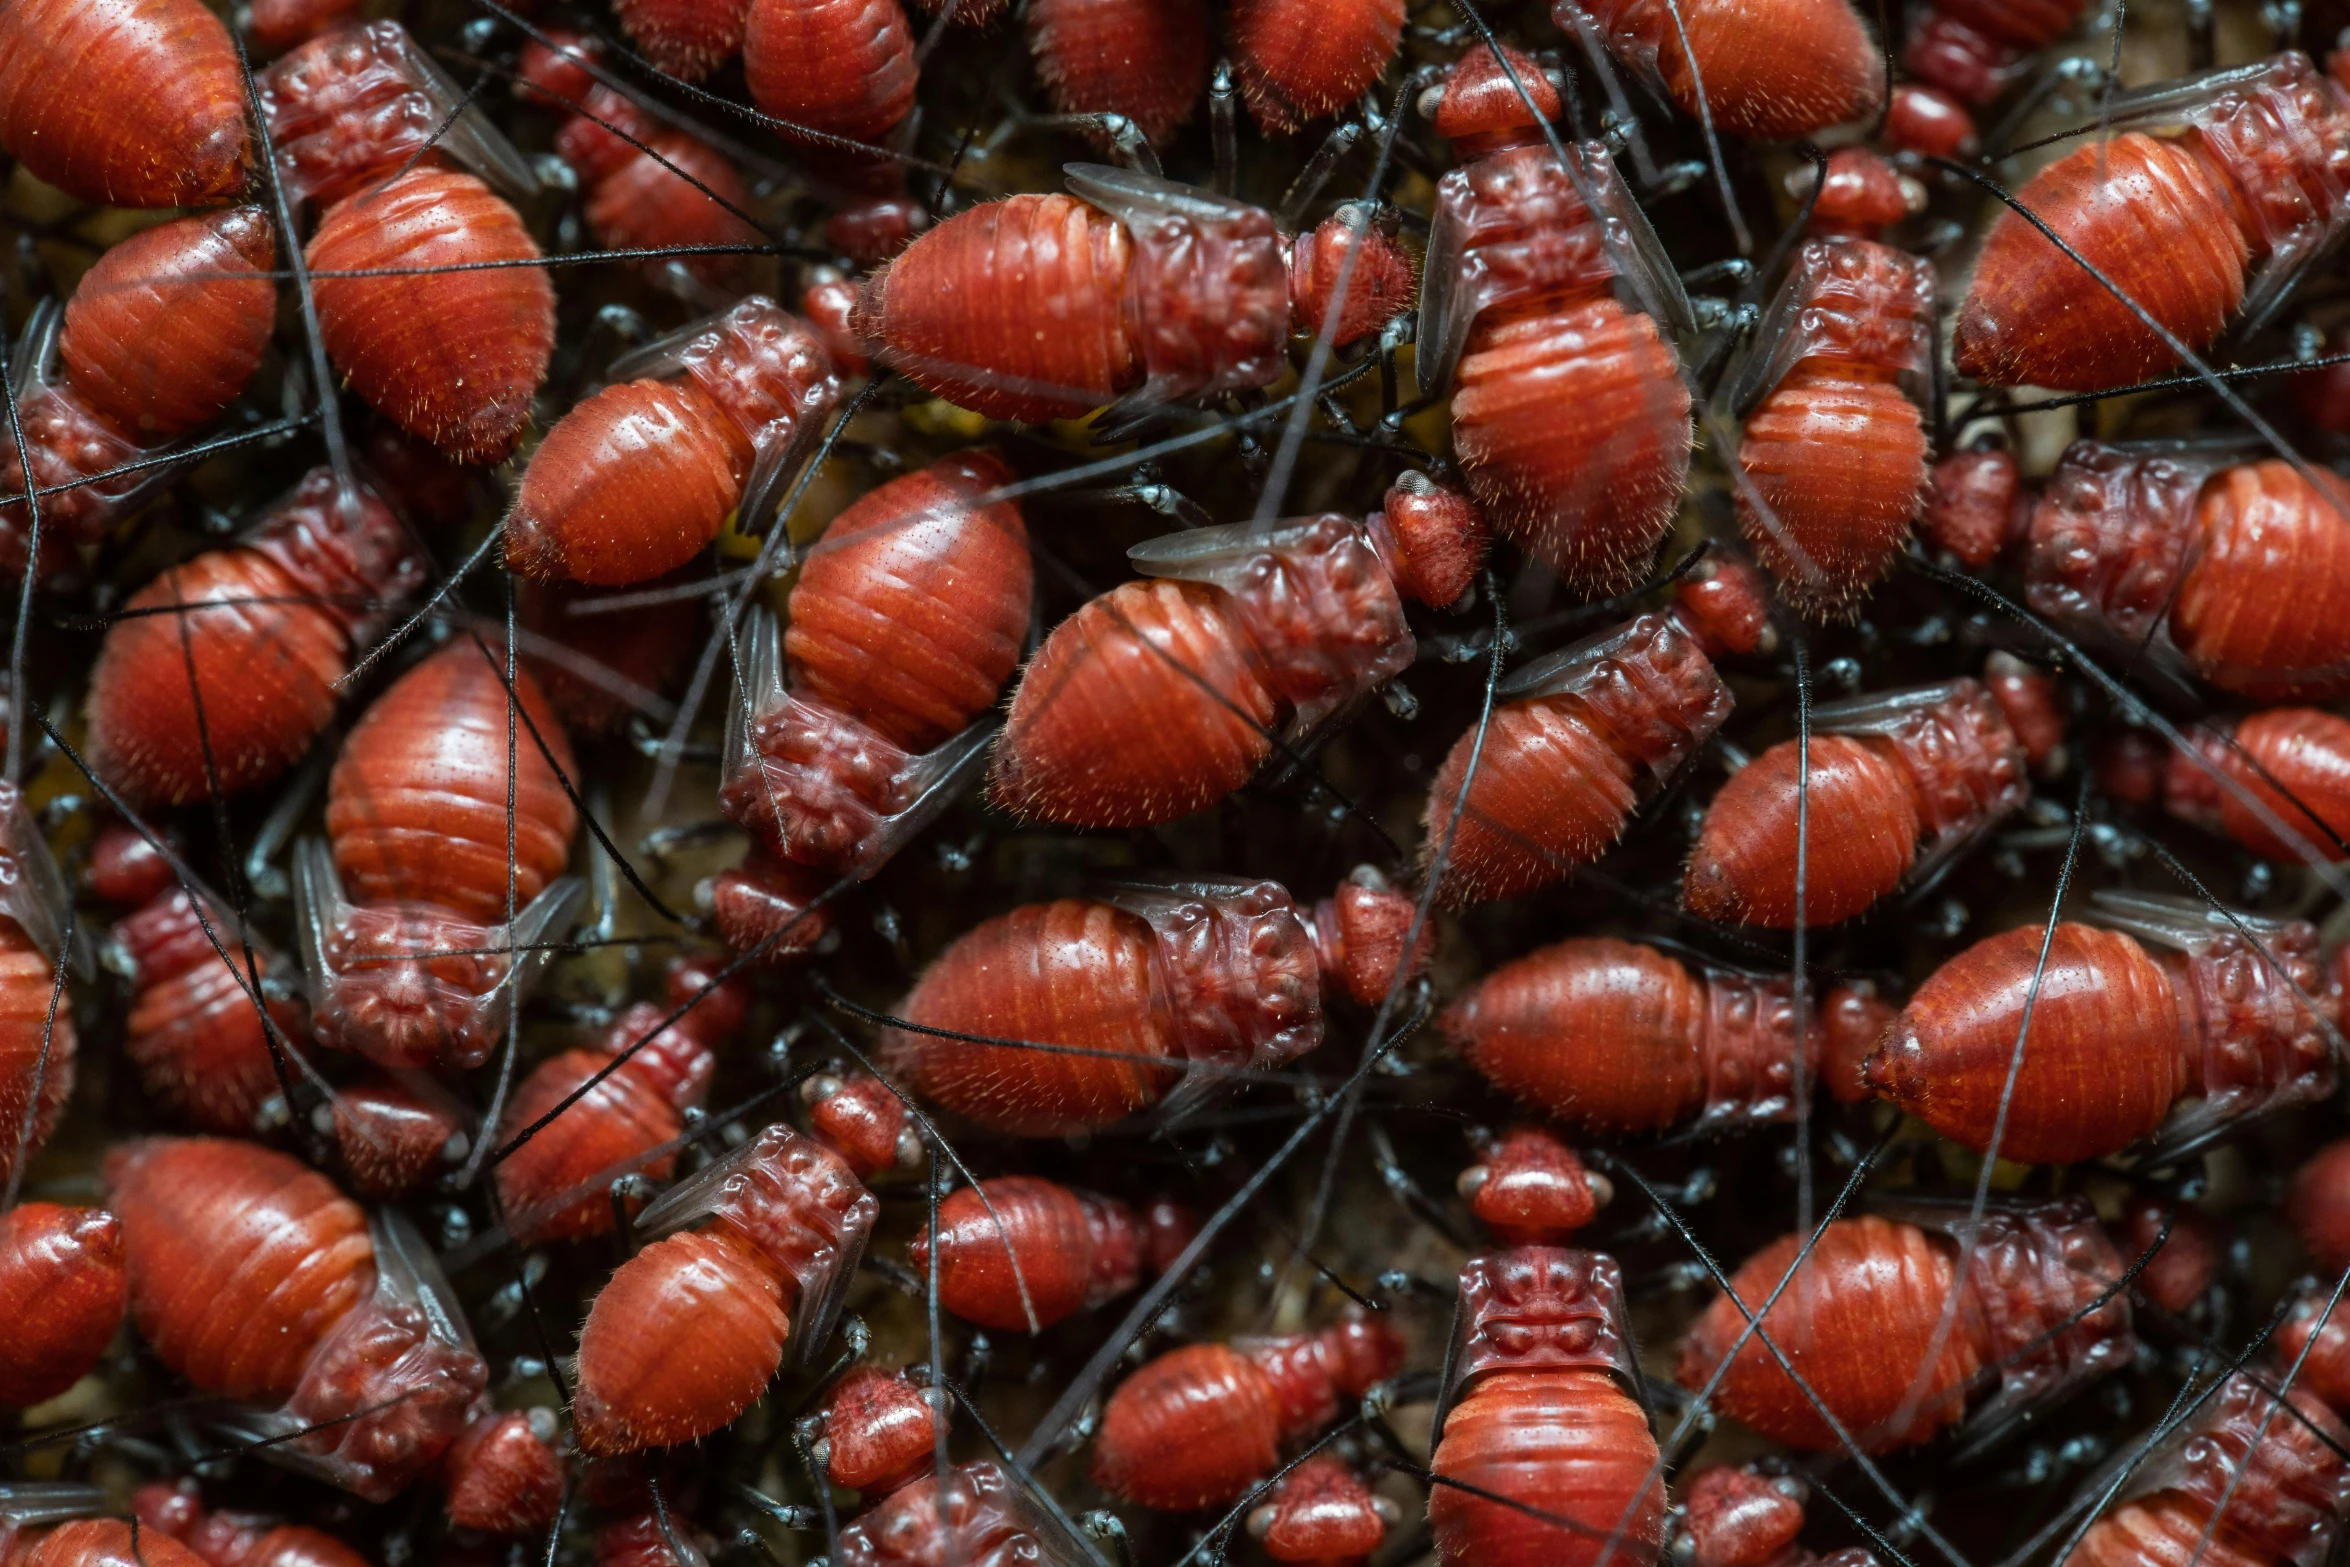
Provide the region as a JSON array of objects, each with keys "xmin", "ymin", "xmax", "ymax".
[
  {"xmin": 1672, "ymin": 552, "xmax": 1779, "ymax": 660},
  {"xmin": 260, "ymin": 22, "xmax": 555, "ymax": 462},
  {"xmin": 803, "ymin": 1067, "xmax": 920, "ymax": 1178},
  {"xmin": 0, "ymin": 0, "xmax": 248, "ymax": 207},
  {"xmin": 1250, "ymin": 1456, "xmax": 1398, "ymax": 1567},
  {"xmin": 1419, "ymin": 611, "xmax": 1732, "ymax": 906},
  {"xmin": 106, "ymin": 1137, "xmax": 489, "ymax": 1499},
  {"xmin": 441, "ymin": 1411, "xmax": 565, "ymax": 1535},
  {"xmin": 2139, "ymin": 707, "xmax": 2350, "ymax": 862},
  {"xmin": 330, "ymin": 1074, "xmax": 469, "ymax": 1197},
  {"xmin": 2026, "ymin": 442, "xmax": 2350, "ymax": 700},
  {"xmin": 251, "ymin": 0, "xmax": 365, "ymax": 53},
  {"xmin": 1726, "ymin": 239, "xmax": 1935, "ymax": 615},
  {"xmin": 1918, "ymin": 445, "xmax": 2025, "ymax": 568},
  {"xmin": 1092, "ymin": 1310, "xmax": 1405, "ymax": 1510},
  {"xmin": 2112, "ymin": 1195, "xmax": 2220, "ymax": 1317},
  {"xmin": 1556, "ymin": 0, "xmax": 1882, "ymax": 137},
  {"xmin": 1678, "ymin": 1468, "xmax": 1870, "ymax": 1567},
  {"xmin": 1957, "ymin": 52, "xmax": 2350, "ymax": 392},
  {"xmin": 132, "ymin": 1484, "xmax": 371, "ymax": 1567},
  {"xmin": 744, "ymin": 0, "xmax": 916, "ymax": 145},
  {"xmin": 1229, "ymin": 0, "xmax": 1405, "ymax": 132},
  {"xmin": 85, "ymin": 468, "xmax": 425, "ymax": 807},
  {"xmin": 1027, "ymin": 0, "xmax": 1213, "ymax": 146},
  {"xmin": 0, "ymin": 791, "xmax": 74, "ymax": 1194},
  {"xmin": 1432, "ymin": 1236, "xmax": 1663, "ymax": 1567},
  {"xmin": 0, "ymin": 1203, "xmax": 127, "ymax": 1408},
  {"xmin": 908, "ymin": 1175, "xmax": 1199, "ymax": 1331},
  {"xmin": 518, "ymin": 576, "xmax": 704, "ymax": 739},
  {"xmin": 569, "ymin": 1120, "xmax": 877, "ymax": 1455},
  {"xmin": 2289, "ymin": 1138, "xmax": 2350, "ymax": 1275},
  {"xmin": 494, "ymin": 958, "xmax": 749, "ymax": 1245},
  {"xmin": 1457, "ymin": 1124, "xmax": 1610, "ymax": 1243},
  {"xmin": 1682, "ymin": 670, "xmax": 2037, "ymax": 928},
  {"xmin": 990, "ymin": 479, "xmax": 1483, "ymax": 829},
  {"xmin": 299, "ymin": 639, "xmax": 583, "ymax": 1071},
  {"xmin": 1799, "ymin": 148, "xmax": 1927, "ymax": 240},
  {"xmin": 613, "ymin": 0, "xmax": 753, "ymax": 79},
  {"xmin": 1678, "ymin": 1201, "xmax": 2134, "ymax": 1451},
  {"xmin": 1900, "ymin": 0, "xmax": 2087, "ymax": 140},
  {"xmin": 3, "ymin": 1514, "xmax": 211, "ymax": 1567},
  {"xmin": 879, "ymin": 872, "xmax": 1428, "ymax": 1136},
  {"xmin": 515, "ymin": 33, "xmax": 764, "ymax": 295},
  {"xmin": 1441, "ymin": 935, "xmax": 1881, "ymax": 1135},
  {"xmin": 1862, "ymin": 892, "xmax": 2337, "ymax": 1163},
  {"xmin": 0, "ymin": 207, "xmax": 276, "ymax": 578},
  {"xmin": 1417, "ymin": 43, "xmax": 1692, "ymax": 594},
  {"xmin": 811, "ymin": 1366, "xmax": 946, "ymax": 1497},
  {"xmin": 2055, "ymin": 1354, "xmax": 2350, "ymax": 1567},
  {"xmin": 506, "ymin": 296, "xmax": 844, "ymax": 587},
  {"xmin": 87, "ymin": 823, "xmax": 302, "ymax": 1136},
  {"xmin": 835, "ymin": 1460, "xmax": 1091, "ymax": 1567},
  {"xmin": 707, "ymin": 450, "xmax": 1032, "ymax": 958},
  {"xmin": 852, "ymin": 168, "xmax": 1414, "ymax": 423}
]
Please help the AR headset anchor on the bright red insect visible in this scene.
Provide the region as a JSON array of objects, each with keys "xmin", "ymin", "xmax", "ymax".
[
  {"xmin": 132, "ymin": 1483, "xmax": 371, "ymax": 1567},
  {"xmin": 2027, "ymin": 442, "xmax": 2350, "ymax": 701},
  {"xmin": 908, "ymin": 1175, "xmax": 1199, "ymax": 1331},
  {"xmin": 1419, "ymin": 44, "xmax": 1692, "ymax": 594},
  {"xmin": 991, "ymin": 481, "xmax": 1483, "ymax": 829},
  {"xmin": 879, "ymin": 872, "xmax": 1427, "ymax": 1135},
  {"xmin": 0, "ymin": 1203, "xmax": 127, "ymax": 1408},
  {"xmin": 1918, "ymin": 445, "xmax": 2024, "ymax": 567},
  {"xmin": 106, "ymin": 1138, "xmax": 488, "ymax": 1499},
  {"xmin": 1682, "ymin": 671, "xmax": 2036, "ymax": 928},
  {"xmin": 1251, "ymin": 1456, "xmax": 1397, "ymax": 1567},
  {"xmin": 1678, "ymin": 1466, "xmax": 1877, "ymax": 1567},
  {"xmin": 1864, "ymin": 892, "xmax": 2338, "ymax": 1163},
  {"xmin": 852, "ymin": 169, "xmax": 1414, "ymax": 423},
  {"xmin": 86, "ymin": 469, "xmax": 425, "ymax": 807},
  {"xmin": 1420, "ymin": 612, "xmax": 1732, "ymax": 906},
  {"xmin": 1027, "ymin": 0, "xmax": 1212, "ymax": 146},
  {"xmin": 1092, "ymin": 1311, "xmax": 1405, "ymax": 1510},
  {"xmin": 300, "ymin": 639, "xmax": 582, "ymax": 1070},
  {"xmin": 1678, "ymin": 1201, "xmax": 2134, "ymax": 1451},
  {"xmin": 811, "ymin": 1366, "xmax": 946, "ymax": 1497},
  {"xmin": 260, "ymin": 22, "xmax": 554, "ymax": 463},
  {"xmin": 440, "ymin": 1411, "xmax": 565, "ymax": 1535},
  {"xmin": 1229, "ymin": 0, "xmax": 1405, "ymax": 133},
  {"xmin": 1555, "ymin": 0, "xmax": 1884, "ymax": 138},
  {"xmin": 2149, "ymin": 706, "xmax": 2350, "ymax": 861},
  {"xmin": 706, "ymin": 449, "xmax": 1032, "ymax": 958}
]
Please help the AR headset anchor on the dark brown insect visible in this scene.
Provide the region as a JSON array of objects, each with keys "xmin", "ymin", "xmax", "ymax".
[
  {"xmin": 1420, "ymin": 612, "xmax": 1732, "ymax": 906},
  {"xmin": 1957, "ymin": 52, "xmax": 2350, "ymax": 392},
  {"xmin": 515, "ymin": 32, "xmax": 763, "ymax": 294},
  {"xmin": 1726, "ymin": 238, "xmax": 1935, "ymax": 616},
  {"xmin": 1092, "ymin": 1311, "xmax": 1405, "ymax": 1510},
  {"xmin": 1250, "ymin": 1456, "xmax": 1398, "ymax": 1567},
  {"xmin": 991, "ymin": 482, "xmax": 1482, "ymax": 829},
  {"xmin": 0, "ymin": 207, "xmax": 277, "ymax": 578},
  {"xmin": 1442, "ymin": 935, "xmax": 1883, "ymax": 1135},
  {"xmin": 0, "ymin": 1203, "xmax": 127, "ymax": 1408},
  {"xmin": 507, "ymin": 296, "xmax": 843, "ymax": 587},
  {"xmin": 85, "ymin": 469, "xmax": 424, "ymax": 807},
  {"xmin": 0, "ymin": 0, "xmax": 248, "ymax": 207},
  {"xmin": 879, "ymin": 872, "xmax": 1426, "ymax": 1135},
  {"xmin": 1682, "ymin": 671, "xmax": 2036, "ymax": 928},
  {"xmin": 1677, "ymin": 1201, "xmax": 2133, "ymax": 1451},
  {"xmin": 493, "ymin": 958, "xmax": 749, "ymax": 1245},
  {"xmin": 908, "ymin": 1175, "xmax": 1199, "ymax": 1331},
  {"xmin": 1862, "ymin": 892, "xmax": 2337, "ymax": 1163},
  {"xmin": 852, "ymin": 168, "xmax": 1413, "ymax": 423},
  {"xmin": 1229, "ymin": 0, "xmax": 1405, "ymax": 132},
  {"xmin": 1431, "ymin": 1246, "xmax": 1665, "ymax": 1567},
  {"xmin": 2026, "ymin": 442, "xmax": 2350, "ymax": 700},
  {"xmin": 300, "ymin": 639, "xmax": 582, "ymax": 1071},
  {"xmin": 106, "ymin": 1137, "xmax": 488, "ymax": 1499},
  {"xmin": 1418, "ymin": 43, "xmax": 1692, "ymax": 594},
  {"xmin": 1555, "ymin": 0, "xmax": 1883, "ymax": 138},
  {"xmin": 260, "ymin": 22, "xmax": 554, "ymax": 463},
  {"xmin": 708, "ymin": 450, "xmax": 1032, "ymax": 958},
  {"xmin": 569, "ymin": 1121, "xmax": 876, "ymax": 1455}
]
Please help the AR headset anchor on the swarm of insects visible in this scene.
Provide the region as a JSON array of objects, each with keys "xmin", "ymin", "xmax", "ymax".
[{"xmin": 18, "ymin": 3, "xmax": 2350, "ymax": 1567}]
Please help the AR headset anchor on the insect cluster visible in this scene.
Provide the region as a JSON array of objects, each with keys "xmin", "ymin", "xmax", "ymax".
[{"xmin": 15, "ymin": 2, "xmax": 2350, "ymax": 1567}]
